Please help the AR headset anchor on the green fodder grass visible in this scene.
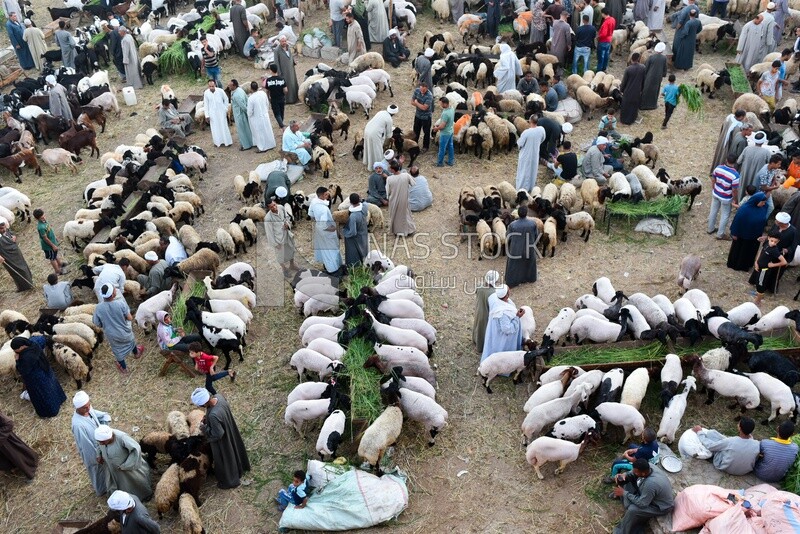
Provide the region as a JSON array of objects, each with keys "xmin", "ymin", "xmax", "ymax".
[
  {"xmin": 171, "ymin": 282, "xmax": 206, "ymax": 332},
  {"xmin": 341, "ymin": 336, "xmax": 383, "ymax": 425},
  {"xmin": 783, "ymin": 434, "xmax": 800, "ymax": 494},
  {"xmin": 344, "ymin": 265, "xmax": 373, "ymax": 298},
  {"xmin": 159, "ymin": 39, "xmax": 190, "ymax": 75},
  {"xmin": 605, "ymin": 196, "xmax": 687, "ymax": 219}
]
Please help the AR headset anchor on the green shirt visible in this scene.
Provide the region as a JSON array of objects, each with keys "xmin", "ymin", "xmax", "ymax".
[
  {"xmin": 37, "ymin": 220, "xmax": 57, "ymax": 252},
  {"xmin": 437, "ymin": 107, "xmax": 455, "ymax": 136}
]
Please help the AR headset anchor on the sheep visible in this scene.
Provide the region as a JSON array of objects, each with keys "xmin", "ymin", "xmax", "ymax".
[
  {"xmin": 691, "ymin": 357, "xmax": 761, "ymax": 411},
  {"xmin": 64, "ymin": 304, "xmax": 97, "ymax": 316},
  {"xmin": 718, "ymin": 302, "xmax": 760, "ymax": 328},
  {"xmin": 307, "ymin": 338, "xmax": 346, "ymax": 361},
  {"xmin": 202, "ymin": 276, "xmax": 255, "ymax": 308},
  {"xmin": 662, "ymin": 174, "xmax": 703, "ymax": 209},
  {"xmin": 380, "ymin": 369, "xmax": 437, "ymax": 400},
  {"xmin": 620, "ymin": 368, "xmax": 649, "ymax": 410},
  {"xmin": 373, "ymin": 343, "xmax": 433, "ymax": 372},
  {"xmin": 186, "ymin": 410, "xmax": 204, "ymax": 437},
  {"xmin": 178, "ymin": 450, "xmax": 211, "ymax": 505},
  {"xmin": 657, "ymin": 377, "xmax": 697, "ymax": 444},
  {"xmin": 683, "ymin": 288, "xmax": 712, "ymax": 316},
  {"xmin": 548, "ymin": 415, "xmax": 598, "ymax": 441},
  {"xmin": 563, "ymin": 369, "xmax": 604, "ymax": 403},
  {"xmin": 51, "ymin": 335, "xmax": 92, "ymax": 360},
  {"xmin": 316, "ymin": 409, "xmax": 346, "ymax": 460},
  {"xmin": 576, "ymin": 86, "xmax": 615, "ymax": 119},
  {"xmin": 53, "ymin": 322, "xmax": 98, "ymax": 348},
  {"xmin": 135, "ymin": 287, "xmax": 176, "ymax": 332},
  {"xmin": 290, "ymin": 348, "xmax": 339, "ymax": 381},
  {"xmin": 526, "ymin": 429, "xmax": 598, "ymax": 480},
  {"xmin": 477, "ymin": 346, "xmax": 553, "ymax": 393},
  {"xmin": 748, "ymin": 350, "xmax": 800, "ymax": 389},
  {"xmin": 166, "ymin": 410, "xmax": 190, "ymax": 440},
  {"xmin": 178, "ymin": 225, "xmax": 201, "ymax": 254},
  {"xmin": 609, "ymin": 172, "xmax": 632, "ymax": 202},
  {"xmin": 732, "ymin": 93, "xmax": 771, "ymax": 125},
  {"xmin": 677, "ymin": 255, "xmax": 701, "ymax": 291},
  {"xmin": 624, "ymin": 294, "xmax": 667, "ymax": 330},
  {"xmin": 287, "ymin": 381, "xmax": 333, "ymax": 406},
  {"xmin": 541, "ymin": 217, "xmax": 558, "ymax": 257},
  {"xmin": 569, "ymin": 310, "xmax": 631, "ymax": 344},
  {"xmin": 707, "ymin": 316, "xmax": 763, "ymax": 350},
  {"xmin": 154, "ymin": 463, "xmax": 180, "ymax": 519},
  {"xmin": 170, "ymin": 249, "xmax": 221, "ymax": 279},
  {"xmin": 660, "ymin": 353, "xmax": 684, "ymax": 406},
  {"xmin": 744, "ymin": 371, "xmax": 795, "ymax": 424},
  {"xmin": 312, "ymin": 146, "xmax": 334, "ymax": 178},
  {"xmin": 301, "ymin": 324, "xmax": 342, "ymax": 346},
  {"xmin": 350, "ymin": 51, "xmax": 385, "ymax": 73},
  {"xmin": 748, "ymin": 305, "xmax": 792, "ymax": 332},
  {"xmin": 388, "ymin": 318, "xmax": 436, "ymax": 346},
  {"xmin": 591, "ymin": 368, "xmax": 624, "ymax": 407},
  {"xmin": 393, "ymin": 386, "xmax": 447, "ymax": 446},
  {"xmin": 522, "ymin": 383, "xmax": 593, "ymax": 444},
  {"xmin": 63, "ymin": 220, "xmax": 101, "ymax": 250},
  {"xmin": 219, "ymin": 262, "xmax": 255, "ymax": 282},
  {"xmin": 51, "ymin": 342, "xmax": 92, "ymax": 389},
  {"xmin": 364, "ymin": 310, "xmax": 429, "ymax": 354},
  {"xmin": 594, "ymin": 402, "xmax": 646, "ymax": 444},
  {"xmin": 696, "ymin": 68, "xmax": 724, "ymax": 97},
  {"xmin": 0, "ymin": 310, "xmax": 28, "ymax": 330},
  {"xmin": 194, "ymin": 310, "xmax": 246, "ymax": 346},
  {"xmin": 88, "ymin": 92, "xmax": 120, "ymax": 117},
  {"xmin": 630, "ymin": 165, "xmax": 668, "ymax": 199},
  {"xmin": 558, "ymin": 183, "xmax": 581, "ymax": 214},
  {"xmin": 358, "ymin": 405, "xmax": 403, "ymax": 473},
  {"xmin": 541, "ymin": 307, "xmax": 576, "ymax": 347},
  {"xmin": 284, "ymin": 397, "xmax": 339, "ymax": 436},
  {"xmin": 40, "ymin": 148, "xmax": 79, "ymax": 174},
  {"xmin": 178, "ymin": 493, "xmax": 204, "ymax": 534}
]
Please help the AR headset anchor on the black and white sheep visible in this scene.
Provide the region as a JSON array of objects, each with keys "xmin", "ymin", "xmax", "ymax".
[
  {"xmin": 657, "ymin": 376, "xmax": 696, "ymax": 443},
  {"xmin": 316, "ymin": 409, "xmax": 346, "ymax": 460},
  {"xmin": 692, "ymin": 357, "xmax": 761, "ymax": 412},
  {"xmin": 477, "ymin": 346, "xmax": 553, "ymax": 393}
]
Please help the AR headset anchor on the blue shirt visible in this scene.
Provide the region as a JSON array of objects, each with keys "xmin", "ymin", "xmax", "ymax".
[
  {"xmin": 754, "ymin": 438, "xmax": 799, "ymax": 482},
  {"xmin": 288, "ymin": 477, "xmax": 309, "ymax": 505},
  {"xmin": 243, "ymin": 36, "xmax": 256, "ymax": 56},
  {"xmin": 545, "ymin": 87, "xmax": 558, "ymax": 111},
  {"xmin": 634, "ymin": 439, "xmax": 659, "ymax": 461},
  {"xmin": 663, "ymin": 84, "xmax": 679, "ymax": 106}
]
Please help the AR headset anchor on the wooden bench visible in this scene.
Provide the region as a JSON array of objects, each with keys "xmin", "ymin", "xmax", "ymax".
[{"xmin": 158, "ymin": 349, "xmax": 199, "ymax": 378}]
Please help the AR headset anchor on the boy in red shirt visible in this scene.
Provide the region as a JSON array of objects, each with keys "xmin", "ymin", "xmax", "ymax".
[{"xmin": 188, "ymin": 342, "xmax": 236, "ymax": 394}]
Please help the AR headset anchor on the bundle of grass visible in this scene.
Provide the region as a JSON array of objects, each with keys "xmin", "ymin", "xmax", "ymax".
[
  {"xmin": 605, "ymin": 196, "xmax": 687, "ymax": 219},
  {"xmin": 171, "ymin": 282, "xmax": 206, "ymax": 332},
  {"xmin": 159, "ymin": 39, "xmax": 190, "ymax": 75}
]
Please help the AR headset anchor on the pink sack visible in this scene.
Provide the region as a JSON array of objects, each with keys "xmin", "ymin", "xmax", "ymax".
[
  {"xmin": 760, "ymin": 491, "xmax": 800, "ymax": 534},
  {"xmin": 672, "ymin": 485, "xmax": 735, "ymax": 531},
  {"xmin": 701, "ymin": 505, "xmax": 757, "ymax": 534}
]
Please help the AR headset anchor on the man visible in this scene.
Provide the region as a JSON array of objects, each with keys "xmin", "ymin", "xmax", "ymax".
[
  {"xmin": 343, "ymin": 193, "xmax": 369, "ymax": 267},
  {"xmin": 411, "ymin": 81, "xmax": 434, "ymax": 152},
  {"xmin": 582, "ymin": 136, "xmax": 613, "ymax": 184},
  {"xmin": 633, "ymin": 0, "xmax": 648, "ymax": 22},
  {"xmin": 472, "ymin": 270, "xmax": 500, "ymax": 352},
  {"xmin": 94, "ymin": 425, "xmax": 152, "ymax": 500},
  {"xmin": 230, "ymin": 0, "xmax": 249, "ymax": 55},
  {"xmin": 366, "ymin": 0, "xmax": 389, "ymax": 44},
  {"xmin": 309, "ymin": 187, "xmax": 343, "ymax": 275},
  {"xmin": 120, "ymin": 26, "xmax": 143, "ymax": 89},
  {"xmin": 710, "ymin": 109, "xmax": 746, "ymax": 173},
  {"xmin": 248, "ymin": 81, "xmax": 276, "ymax": 153},
  {"xmin": 672, "ymin": 0, "xmax": 698, "ymax": 29},
  {"xmin": 264, "ymin": 63, "xmax": 288, "ymax": 129},
  {"xmin": 620, "ymin": 53, "xmax": 646, "ymax": 124},
  {"xmin": 264, "ymin": 194, "xmax": 298, "ymax": 276},
  {"xmin": 138, "ymin": 251, "xmax": 171, "ymax": 298},
  {"xmin": 433, "ymin": 97, "xmax": 455, "ymax": 167},
  {"xmin": 108, "ymin": 20, "xmax": 124, "ymax": 78},
  {"xmin": 505, "ymin": 206, "xmax": 539, "ymax": 287},
  {"xmin": 282, "ymin": 120, "xmax": 313, "ymax": 166},
  {"xmin": 106, "ymin": 490, "xmax": 160, "ymax": 533},
  {"xmin": 265, "ymin": 169, "xmax": 291, "ymax": 201},
  {"xmin": 55, "ymin": 20, "xmax": 77, "ymax": 70},
  {"xmin": 552, "ymin": 75, "xmax": 568, "ymax": 101},
  {"xmin": 573, "ymin": 15, "xmax": 596, "ymax": 74},
  {"xmin": 93, "ymin": 260, "xmax": 127, "ymax": 302},
  {"xmin": 647, "ymin": 0, "xmax": 666, "ymax": 33},
  {"xmin": 44, "ymin": 274, "xmax": 73, "ymax": 310},
  {"xmin": 737, "ymin": 15, "xmax": 769, "ymax": 72},
  {"xmin": 775, "ymin": 0, "xmax": 789, "ymax": 46},
  {"xmin": 363, "ymin": 104, "xmax": 397, "ymax": 169},
  {"xmin": 164, "ymin": 236, "xmax": 187, "ymax": 266},
  {"xmin": 541, "ymin": 79, "xmax": 559, "ymax": 112},
  {"xmin": 0, "ymin": 411, "xmax": 38, "ymax": 481},
  {"xmin": 34, "ymin": 208, "xmax": 65, "ymax": 275},
  {"xmin": 516, "ymin": 116, "xmax": 546, "ymax": 191},
  {"xmin": 346, "ymin": 11, "xmax": 366, "ymax": 64},
  {"xmin": 330, "ymin": 0, "xmax": 346, "ymax": 47},
  {"xmin": 694, "ymin": 418, "xmax": 761, "ymax": 474},
  {"xmin": 93, "ymin": 284, "xmax": 144, "ymax": 374},
  {"xmin": 708, "ymin": 155, "xmax": 740, "ymax": 240},
  {"xmin": 22, "ymin": 19, "xmax": 46, "ymax": 71},
  {"xmin": 158, "ymin": 99, "xmax": 193, "ymax": 138},
  {"xmin": 204, "ymin": 80, "xmax": 232, "ymax": 147},
  {"xmin": 755, "ymin": 153, "xmax": 784, "ymax": 215},
  {"xmin": 592, "ymin": 0, "xmax": 603, "ymax": 27},
  {"xmin": 538, "ymin": 115, "xmax": 562, "ymax": 161},
  {"xmin": 606, "ymin": 0, "xmax": 625, "ymax": 26},
  {"xmin": 611, "ymin": 459, "xmax": 674, "ymax": 534},
  {"xmin": 551, "ymin": 11, "xmax": 572, "ymax": 65},
  {"xmin": 415, "ymin": 48, "xmax": 434, "ymax": 89},
  {"xmin": 762, "ymin": 3, "xmax": 778, "ymax": 54},
  {"xmin": 46, "ymin": 75, "xmax": 71, "ymax": 120},
  {"xmin": 755, "ymin": 420, "xmax": 799, "ymax": 482},
  {"xmin": 640, "ymin": 43, "xmax": 667, "ymax": 110},
  {"xmin": 486, "ymin": 0, "xmax": 501, "ymax": 38},
  {"xmin": 517, "ymin": 71, "xmax": 540, "ymax": 97},
  {"xmin": 408, "ymin": 165, "xmax": 433, "ymax": 211},
  {"xmin": 386, "ymin": 160, "xmax": 417, "ymax": 236},
  {"xmin": 201, "ymin": 36, "xmax": 222, "ymax": 86},
  {"xmin": 597, "ymin": 8, "xmax": 616, "ymax": 71},
  {"xmin": 729, "ymin": 122, "xmax": 754, "ymax": 163},
  {"xmin": 6, "ymin": 13, "xmax": 33, "ymax": 70},
  {"xmin": 71, "ymin": 391, "xmax": 111, "ymax": 496},
  {"xmin": 710, "ymin": 0, "xmax": 729, "ymax": 18},
  {"xmin": 367, "ymin": 163, "xmax": 389, "ymax": 205},
  {"xmin": 191, "ymin": 387, "xmax": 251, "ymax": 489},
  {"xmin": 495, "ymin": 44, "xmax": 522, "ymax": 93},
  {"xmin": 383, "ymin": 28, "xmax": 409, "ymax": 68},
  {"xmin": 267, "ymin": 21, "xmax": 297, "ymax": 47},
  {"xmin": 3, "ymin": 0, "xmax": 20, "ymax": 17},
  {"xmin": 228, "ymin": 79, "xmax": 253, "ymax": 151},
  {"xmin": 274, "ymin": 36, "xmax": 299, "ymax": 104},
  {"xmin": 244, "ymin": 29, "xmax": 266, "ymax": 58},
  {"xmin": 480, "ymin": 284, "xmax": 523, "ymax": 362},
  {"xmin": 738, "ymin": 131, "xmax": 771, "ymax": 201}
]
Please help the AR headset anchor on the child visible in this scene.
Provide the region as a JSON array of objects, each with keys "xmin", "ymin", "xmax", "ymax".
[
  {"xmin": 34, "ymin": 208, "xmax": 66, "ymax": 275},
  {"xmin": 598, "ymin": 109, "xmax": 621, "ymax": 140},
  {"xmin": 156, "ymin": 312, "xmax": 203, "ymax": 352},
  {"xmin": 740, "ymin": 184, "xmax": 757, "ymax": 205},
  {"xmin": 662, "ymin": 74, "xmax": 679, "ymax": 129},
  {"xmin": 187, "ymin": 341, "xmax": 236, "ymax": 395},
  {"xmin": 753, "ymin": 231, "xmax": 787, "ymax": 306},
  {"xmin": 276, "ymin": 469, "xmax": 309, "ymax": 512}
]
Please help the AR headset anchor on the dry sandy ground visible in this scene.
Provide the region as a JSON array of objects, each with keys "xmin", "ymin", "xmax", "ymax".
[{"xmin": 0, "ymin": 3, "xmax": 798, "ymax": 534}]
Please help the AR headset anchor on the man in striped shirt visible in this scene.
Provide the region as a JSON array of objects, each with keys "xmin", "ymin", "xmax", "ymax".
[
  {"xmin": 754, "ymin": 420, "xmax": 799, "ymax": 482},
  {"xmin": 708, "ymin": 154, "xmax": 740, "ymax": 240}
]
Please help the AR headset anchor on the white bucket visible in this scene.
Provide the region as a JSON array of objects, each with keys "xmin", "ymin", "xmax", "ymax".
[{"xmin": 122, "ymin": 86, "xmax": 137, "ymax": 106}]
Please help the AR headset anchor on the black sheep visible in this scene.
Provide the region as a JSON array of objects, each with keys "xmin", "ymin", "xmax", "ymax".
[{"xmin": 748, "ymin": 350, "xmax": 800, "ymax": 388}]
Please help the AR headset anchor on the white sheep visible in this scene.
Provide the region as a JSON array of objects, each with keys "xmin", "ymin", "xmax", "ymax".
[
  {"xmin": 574, "ymin": 294, "xmax": 610, "ymax": 313},
  {"xmin": 549, "ymin": 414, "xmax": 597, "ymax": 441},
  {"xmin": 287, "ymin": 382, "xmax": 331, "ymax": 406},
  {"xmin": 683, "ymin": 288, "xmax": 711, "ymax": 316},
  {"xmin": 542, "ymin": 307, "xmax": 576, "ymax": 346},
  {"xmin": 307, "ymin": 338, "xmax": 346, "ymax": 361},
  {"xmin": 202, "ymin": 276, "xmax": 255, "ymax": 308},
  {"xmin": 673, "ymin": 297, "xmax": 701, "ymax": 325},
  {"xmin": 178, "ymin": 493, "xmax": 203, "ymax": 534},
  {"xmin": 575, "ymin": 308, "xmax": 608, "ymax": 321},
  {"xmin": 284, "ymin": 398, "xmax": 337, "ymax": 436},
  {"xmin": 135, "ymin": 286, "xmax": 176, "ymax": 332},
  {"xmin": 692, "ymin": 357, "xmax": 760, "ymax": 410},
  {"xmin": 374, "ymin": 273, "xmax": 416, "ymax": 296},
  {"xmin": 744, "ymin": 372, "xmax": 795, "ymax": 423},
  {"xmin": 316, "ymin": 409, "xmax": 346, "ymax": 460},
  {"xmin": 365, "ymin": 310, "xmax": 428, "ymax": 354},
  {"xmin": 397, "ymin": 387, "xmax": 448, "ymax": 445},
  {"xmin": 609, "ymin": 172, "xmax": 632, "ymax": 201},
  {"xmin": 661, "ymin": 353, "xmax": 683, "ymax": 388},
  {"xmin": 538, "ymin": 365, "xmax": 585, "ymax": 386},
  {"xmin": 477, "ymin": 349, "xmax": 547, "ymax": 393},
  {"xmin": 519, "ymin": 306, "xmax": 536, "ymax": 340},
  {"xmin": 289, "ymin": 348, "xmax": 336, "ymax": 381},
  {"xmin": 748, "ymin": 305, "xmax": 792, "ymax": 332},
  {"xmin": 620, "ymin": 368, "xmax": 649, "ymax": 410},
  {"xmin": 569, "ymin": 315, "xmax": 626, "ymax": 344},
  {"xmin": 651, "ymin": 295, "xmax": 675, "ymax": 320},
  {"xmin": 594, "ymin": 402, "xmax": 646, "ymax": 444},
  {"xmin": 724, "ymin": 302, "xmax": 762, "ymax": 327},
  {"xmin": 219, "ymin": 262, "xmax": 256, "ymax": 281},
  {"xmin": 700, "ymin": 347, "xmax": 732, "ymax": 371},
  {"xmin": 630, "ymin": 165, "xmax": 668, "ymax": 199},
  {"xmin": 522, "ymin": 383, "xmax": 593, "ymax": 444},
  {"xmin": 301, "ymin": 324, "xmax": 342, "ymax": 346},
  {"xmin": 657, "ymin": 376, "xmax": 697, "ymax": 444},
  {"xmin": 358, "ymin": 405, "xmax": 403, "ymax": 470},
  {"xmin": 622, "ymin": 305, "xmax": 650, "ymax": 340},
  {"xmin": 52, "ymin": 343, "xmax": 91, "ymax": 389},
  {"xmin": 389, "ymin": 318, "xmax": 436, "ymax": 346},
  {"xmin": 525, "ymin": 431, "xmax": 596, "ymax": 480},
  {"xmin": 299, "ymin": 313, "xmax": 346, "ymax": 339},
  {"xmin": 627, "ymin": 293, "xmax": 668, "ymax": 329},
  {"xmin": 677, "ymin": 254, "xmax": 702, "ymax": 291},
  {"xmin": 204, "ymin": 299, "xmax": 252, "ymax": 325},
  {"xmin": 166, "ymin": 410, "xmax": 190, "ymax": 439}
]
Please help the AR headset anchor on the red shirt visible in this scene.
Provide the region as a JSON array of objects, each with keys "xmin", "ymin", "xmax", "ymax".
[
  {"xmin": 193, "ymin": 353, "xmax": 216, "ymax": 374},
  {"xmin": 598, "ymin": 16, "xmax": 616, "ymax": 43}
]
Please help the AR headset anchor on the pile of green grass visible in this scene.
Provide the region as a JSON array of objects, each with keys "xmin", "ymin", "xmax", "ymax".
[
  {"xmin": 783, "ymin": 434, "xmax": 800, "ymax": 494},
  {"xmin": 159, "ymin": 39, "xmax": 190, "ymax": 75},
  {"xmin": 606, "ymin": 196, "xmax": 687, "ymax": 219},
  {"xmin": 90, "ymin": 32, "xmax": 107, "ymax": 46},
  {"xmin": 171, "ymin": 282, "xmax": 206, "ymax": 332},
  {"xmin": 728, "ymin": 63, "xmax": 751, "ymax": 94},
  {"xmin": 498, "ymin": 23, "xmax": 514, "ymax": 35},
  {"xmin": 344, "ymin": 265, "xmax": 373, "ymax": 299}
]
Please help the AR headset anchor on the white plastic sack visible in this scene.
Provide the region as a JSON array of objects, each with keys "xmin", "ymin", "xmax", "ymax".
[
  {"xmin": 555, "ymin": 97, "xmax": 583, "ymax": 124},
  {"xmin": 678, "ymin": 428, "xmax": 713, "ymax": 460},
  {"xmin": 255, "ymin": 160, "xmax": 304, "ymax": 185},
  {"xmin": 279, "ymin": 469, "xmax": 408, "ymax": 531},
  {"xmin": 306, "ymin": 460, "xmax": 350, "ymax": 492},
  {"xmin": 635, "ymin": 217, "xmax": 674, "ymax": 237}
]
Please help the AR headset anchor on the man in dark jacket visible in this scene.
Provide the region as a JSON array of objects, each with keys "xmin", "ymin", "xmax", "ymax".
[{"xmin": 383, "ymin": 29, "xmax": 409, "ymax": 67}]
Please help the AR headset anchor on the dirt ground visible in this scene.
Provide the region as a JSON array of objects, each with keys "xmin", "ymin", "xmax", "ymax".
[{"xmin": 0, "ymin": 3, "xmax": 798, "ymax": 533}]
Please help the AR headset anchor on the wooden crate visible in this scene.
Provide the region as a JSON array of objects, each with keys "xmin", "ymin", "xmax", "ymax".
[
  {"xmin": 52, "ymin": 519, "xmax": 90, "ymax": 534},
  {"xmin": 0, "ymin": 68, "xmax": 23, "ymax": 89},
  {"xmin": 725, "ymin": 62, "xmax": 753, "ymax": 98}
]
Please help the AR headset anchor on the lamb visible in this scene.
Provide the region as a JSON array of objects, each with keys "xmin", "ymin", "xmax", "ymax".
[
  {"xmin": 290, "ymin": 348, "xmax": 340, "ymax": 381},
  {"xmin": 238, "ymin": 205, "xmax": 266, "ymax": 221},
  {"xmin": 284, "ymin": 397, "xmax": 339, "ymax": 436},
  {"xmin": 477, "ymin": 346, "xmax": 553, "ymax": 393},
  {"xmin": 674, "ymin": 297, "xmax": 701, "ymax": 325},
  {"xmin": 178, "ymin": 493, "xmax": 204, "ymax": 534},
  {"xmin": 358, "ymin": 405, "xmax": 403, "ymax": 473},
  {"xmin": 219, "ymin": 262, "xmax": 255, "ymax": 281},
  {"xmin": 548, "ymin": 415, "xmax": 598, "ymax": 441},
  {"xmin": 692, "ymin": 356, "xmax": 761, "ymax": 411},
  {"xmin": 677, "ymin": 254, "xmax": 701, "ymax": 291},
  {"xmin": 522, "ymin": 383, "xmax": 593, "ymax": 444},
  {"xmin": 202, "ymin": 276, "xmax": 255, "ymax": 308},
  {"xmin": 135, "ymin": 286, "xmax": 176, "ymax": 332},
  {"xmin": 569, "ymin": 310, "xmax": 631, "ymax": 344},
  {"xmin": 744, "ymin": 371, "xmax": 795, "ymax": 424},
  {"xmin": 747, "ymin": 305, "xmax": 792, "ymax": 332},
  {"xmin": 620, "ymin": 368, "xmax": 649, "ymax": 410},
  {"xmin": 299, "ymin": 313, "xmax": 346, "ymax": 338},
  {"xmin": 526, "ymin": 429, "xmax": 599, "ymax": 480},
  {"xmin": 593, "ymin": 402, "xmax": 646, "ymax": 444},
  {"xmin": 186, "ymin": 410, "xmax": 205, "ymax": 437},
  {"xmin": 657, "ymin": 377, "xmax": 697, "ymax": 443},
  {"xmin": 316, "ymin": 409, "xmax": 346, "ymax": 460},
  {"xmin": 154, "ymin": 463, "xmax": 180, "ymax": 519},
  {"xmin": 627, "ymin": 293, "xmax": 668, "ymax": 330},
  {"xmin": 541, "ymin": 307, "xmax": 576, "ymax": 347},
  {"xmin": 167, "ymin": 410, "xmax": 190, "ymax": 439},
  {"xmin": 88, "ymin": 92, "xmax": 120, "ymax": 117},
  {"xmin": 52, "ymin": 343, "xmax": 92, "ymax": 389},
  {"xmin": 748, "ymin": 350, "xmax": 800, "ymax": 388},
  {"xmin": 580, "ymin": 179, "xmax": 607, "ymax": 216}
]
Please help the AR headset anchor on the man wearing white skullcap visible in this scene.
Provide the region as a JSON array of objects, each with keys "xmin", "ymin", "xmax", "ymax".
[
  {"xmin": 264, "ymin": 167, "xmax": 291, "ymax": 201},
  {"xmin": 383, "ymin": 28, "xmax": 409, "ymax": 68},
  {"xmin": 264, "ymin": 192, "xmax": 298, "ymax": 275},
  {"xmin": 72, "ymin": 391, "xmax": 112, "ymax": 495},
  {"xmin": 137, "ymin": 250, "xmax": 171, "ymax": 299},
  {"xmin": 480, "ymin": 284, "xmax": 524, "ymax": 363},
  {"xmin": 472, "ymin": 270, "xmax": 501, "ymax": 352},
  {"xmin": 581, "ymin": 136, "xmax": 613, "ymax": 185},
  {"xmin": 93, "ymin": 282, "xmax": 144, "ymax": 374},
  {"xmin": 96, "ymin": 425, "xmax": 153, "ymax": 501},
  {"xmin": 415, "ymin": 49, "xmax": 433, "ymax": 89},
  {"xmin": 22, "ymin": 17, "xmax": 46, "ymax": 71},
  {"xmin": 46, "ymin": 73, "xmax": 71, "ymax": 119},
  {"xmin": 737, "ymin": 133, "xmax": 772, "ymax": 203},
  {"xmin": 640, "ymin": 42, "xmax": 668, "ymax": 111},
  {"xmin": 362, "ymin": 104, "xmax": 397, "ymax": 169},
  {"xmin": 107, "ymin": 490, "xmax": 160, "ymax": 532},
  {"xmin": 191, "ymin": 387, "xmax": 250, "ymax": 489}
]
